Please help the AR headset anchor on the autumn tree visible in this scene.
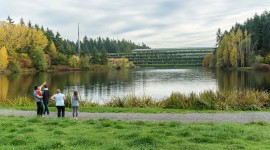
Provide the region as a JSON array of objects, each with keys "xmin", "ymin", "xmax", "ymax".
[
  {"xmin": 202, "ymin": 54, "xmax": 212, "ymax": 67},
  {"xmin": 68, "ymin": 55, "xmax": 80, "ymax": 68},
  {"xmin": 48, "ymin": 41, "xmax": 57, "ymax": 55},
  {"xmin": 0, "ymin": 46, "xmax": 8, "ymax": 70}
]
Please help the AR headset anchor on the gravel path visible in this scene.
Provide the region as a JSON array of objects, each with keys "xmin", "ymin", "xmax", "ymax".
[{"xmin": 1, "ymin": 109, "xmax": 270, "ymax": 123}]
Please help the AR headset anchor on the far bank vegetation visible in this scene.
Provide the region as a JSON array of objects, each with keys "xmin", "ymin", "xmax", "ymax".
[
  {"xmin": 0, "ymin": 16, "xmax": 149, "ymax": 73},
  {"xmin": 203, "ymin": 11, "xmax": 270, "ymax": 71}
]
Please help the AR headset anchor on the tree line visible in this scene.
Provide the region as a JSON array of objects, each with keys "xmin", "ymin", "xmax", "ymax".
[
  {"xmin": 203, "ymin": 11, "xmax": 270, "ymax": 68},
  {"xmin": 0, "ymin": 16, "xmax": 150, "ymax": 72}
]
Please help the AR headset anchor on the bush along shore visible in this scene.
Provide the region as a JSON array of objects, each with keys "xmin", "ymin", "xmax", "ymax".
[{"xmin": 1, "ymin": 89, "xmax": 270, "ymax": 111}]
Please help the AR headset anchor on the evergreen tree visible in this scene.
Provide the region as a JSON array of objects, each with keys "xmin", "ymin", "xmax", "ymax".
[
  {"xmin": 20, "ymin": 18, "xmax": 25, "ymax": 26},
  {"xmin": 100, "ymin": 49, "xmax": 108, "ymax": 65},
  {"xmin": 216, "ymin": 28, "xmax": 222, "ymax": 46},
  {"xmin": 90, "ymin": 46, "xmax": 99, "ymax": 64},
  {"xmin": 28, "ymin": 20, "xmax": 32, "ymax": 28},
  {"xmin": 7, "ymin": 16, "xmax": 14, "ymax": 24},
  {"xmin": 54, "ymin": 32, "xmax": 64, "ymax": 53}
]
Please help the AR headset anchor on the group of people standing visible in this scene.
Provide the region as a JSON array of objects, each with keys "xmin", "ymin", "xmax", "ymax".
[{"xmin": 33, "ymin": 82, "xmax": 80, "ymax": 119}]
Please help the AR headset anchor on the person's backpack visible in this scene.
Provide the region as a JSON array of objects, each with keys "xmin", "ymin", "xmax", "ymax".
[{"xmin": 43, "ymin": 90, "xmax": 50, "ymax": 101}]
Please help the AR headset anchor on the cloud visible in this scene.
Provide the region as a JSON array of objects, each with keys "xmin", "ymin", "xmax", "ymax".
[{"xmin": 0, "ymin": 0, "xmax": 269, "ymax": 48}]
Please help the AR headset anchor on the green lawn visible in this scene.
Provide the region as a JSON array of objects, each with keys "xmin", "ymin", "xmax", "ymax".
[{"xmin": 0, "ymin": 116, "xmax": 270, "ymax": 150}]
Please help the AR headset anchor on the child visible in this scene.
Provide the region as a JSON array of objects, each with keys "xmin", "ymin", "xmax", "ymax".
[
  {"xmin": 71, "ymin": 91, "xmax": 80, "ymax": 119},
  {"xmin": 36, "ymin": 87, "xmax": 42, "ymax": 98}
]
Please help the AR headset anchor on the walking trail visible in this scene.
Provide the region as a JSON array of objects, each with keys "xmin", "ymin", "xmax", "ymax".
[{"xmin": 1, "ymin": 109, "xmax": 270, "ymax": 123}]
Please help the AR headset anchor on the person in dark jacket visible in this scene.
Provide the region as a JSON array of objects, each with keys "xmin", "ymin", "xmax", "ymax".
[{"xmin": 42, "ymin": 85, "xmax": 50, "ymax": 115}]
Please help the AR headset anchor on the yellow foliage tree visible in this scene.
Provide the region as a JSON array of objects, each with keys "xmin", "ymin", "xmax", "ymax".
[
  {"xmin": 68, "ymin": 55, "xmax": 80, "ymax": 68},
  {"xmin": 0, "ymin": 25, "xmax": 6, "ymax": 47},
  {"xmin": 30, "ymin": 29, "xmax": 48, "ymax": 50},
  {"xmin": 0, "ymin": 22, "xmax": 48, "ymax": 55},
  {"xmin": 229, "ymin": 31, "xmax": 237, "ymax": 67},
  {"xmin": 222, "ymin": 36, "xmax": 229, "ymax": 66},
  {"xmin": 49, "ymin": 41, "xmax": 57, "ymax": 55},
  {"xmin": 0, "ymin": 46, "xmax": 8, "ymax": 70},
  {"xmin": 0, "ymin": 75, "xmax": 9, "ymax": 101}
]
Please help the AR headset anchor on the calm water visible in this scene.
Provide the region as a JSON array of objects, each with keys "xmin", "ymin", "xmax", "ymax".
[{"xmin": 1, "ymin": 67, "xmax": 270, "ymax": 104}]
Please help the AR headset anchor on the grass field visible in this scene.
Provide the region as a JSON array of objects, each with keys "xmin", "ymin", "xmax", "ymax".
[{"xmin": 0, "ymin": 116, "xmax": 270, "ymax": 150}]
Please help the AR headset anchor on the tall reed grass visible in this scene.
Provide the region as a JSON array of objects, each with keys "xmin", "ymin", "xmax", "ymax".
[
  {"xmin": 106, "ymin": 90, "xmax": 270, "ymax": 110},
  {"xmin": 0, "ymin": 96, "xmax": 35, "ymax": 106},
  {"xmin": 1, "ymin": 90, "xmax": 270, "ymax": 110},
  {"xmin": 105, "ymin": 93, "xmax": 156, "ymax": 108}
]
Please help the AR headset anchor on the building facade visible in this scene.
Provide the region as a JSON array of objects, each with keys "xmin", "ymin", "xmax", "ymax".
[{"xmin": 108, "ymin": 47, "xmax": 215, "ymax": 66}]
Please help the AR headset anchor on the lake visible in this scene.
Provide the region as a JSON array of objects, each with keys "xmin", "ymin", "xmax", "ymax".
[{"xmin": 1, "ymin": 67, "xmax": 270, "ymax": 104}]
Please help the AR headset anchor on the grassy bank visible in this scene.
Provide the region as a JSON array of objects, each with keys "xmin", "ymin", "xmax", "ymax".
[
  {"xmin": 0, "ymin": 116, "xmax": 270, "ymax": 150},
  {"xmin": 1, "ymin": 89, "xmax": 270, "ymax": 112},
  {"xmin": 105, "ymin": 90, "xmax": 270, "ymax": 111}
]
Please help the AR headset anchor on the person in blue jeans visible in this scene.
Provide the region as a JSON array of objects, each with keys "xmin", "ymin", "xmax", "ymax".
[
  {"xmin": 51, "ymin": 89, "xmax": 66, "ymax": 117},
  {"xmin": 42, "ymin": 85, "xmax": 50, "ymax": 115},
  {"xmin": 33, "ymin": 82, "xmax": 46, "ymax": 117}
]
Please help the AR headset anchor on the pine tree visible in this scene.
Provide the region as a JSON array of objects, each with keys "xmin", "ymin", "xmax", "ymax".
[
  {"xmin": 100, "ymin": 49, "xmax": 108, "ymax": 65},
  {"xmin": 20, "ymin": 18, "xmax": 25, "ymax": 26},
  {"xmin": 28, "ymin": 20, "xmax": 32, "ymax": 28},
  {"xmin": 54, "ymin": 32, "xmax": 64, "ymax": 53},
  {"xmin": 7, "ymin": 16, "xmax": 14, "ymax": 24},
  {"xmin": 216, "ymin": 28, "xmax": 222, "ymax": 46},
  {"xmin": 90, "ymin": 46, "xmax": 99, "ymax": 64}
]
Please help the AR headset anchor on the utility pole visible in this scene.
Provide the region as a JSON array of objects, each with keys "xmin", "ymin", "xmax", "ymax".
[{"xmin": 78, "ymin": 22, "xmax": 80, "ymax": 56}]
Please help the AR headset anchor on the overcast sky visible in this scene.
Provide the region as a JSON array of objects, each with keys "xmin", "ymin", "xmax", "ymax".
[{"xmin": 0, "ymin": 0, "xmax": 269, "ymax": 48}]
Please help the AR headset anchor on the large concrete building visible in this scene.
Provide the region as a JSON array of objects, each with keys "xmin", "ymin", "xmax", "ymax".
[{"xmin": 108, "ymin": 47, "xmax": 215, "ymax": 66}]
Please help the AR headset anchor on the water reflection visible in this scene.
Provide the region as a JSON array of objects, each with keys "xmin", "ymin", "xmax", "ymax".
[
  {"xmin": 217, "ymin": 70, "xmax": 270, "ymax": 91},
  {"xmin": 1, "ymin": 68, "xmax": 269, "ymax": 103}
]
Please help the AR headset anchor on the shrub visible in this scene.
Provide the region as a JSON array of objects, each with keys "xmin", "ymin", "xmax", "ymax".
[
  {"xmin": 68, "ymin": 55, "xmax": 80, "ymax": 68},
  {"xmin": 264, "ymin": 53, "xmax": 270, "ymax": 65},
  {"xmin": 29, "ymin": 47, "xmax": 47, "ymax": 71},
  {"xmin": 254, "ymin": 55, "xmax": 264, "ymax": 64},
  {"xmin": 7, "ymin": 61, "xmax": 21, "ymax": 73},
  {"xmin": 18, "ymin": 53, "xmax": 33, "ymax": 68},
  {"xmin": 51, "ymin": 53, "xmax": 68, "ymax": 65},
  {"xmin": 79, "ymin": 56, "xmax": 90, "ymax": 69},
  {"xmin": 202, "ymin": 54, "xmax": 212, "ymax": 67}
]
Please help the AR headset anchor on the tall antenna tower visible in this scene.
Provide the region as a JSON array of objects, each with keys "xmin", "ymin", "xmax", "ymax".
[{"xmin": 78, "ymin": 22, "xmax": 80, "ymax": 55}]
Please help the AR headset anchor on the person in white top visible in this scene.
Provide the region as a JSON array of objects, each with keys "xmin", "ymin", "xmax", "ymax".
[{"xmin": 51, "ymin": 89, "xmax": 66, "ymax": 117}]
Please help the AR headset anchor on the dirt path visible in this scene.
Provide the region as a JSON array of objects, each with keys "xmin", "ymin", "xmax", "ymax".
[{"xmin": 1, "ymin": 109, "xmax": 270, "ymax": 123}]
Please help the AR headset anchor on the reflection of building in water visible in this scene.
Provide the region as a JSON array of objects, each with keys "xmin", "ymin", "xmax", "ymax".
[
  {"xmin": 0, "ymin": 75, "xmax": 9, "ymax": 100},
  {"xmin": 108, "ymin": 47, "xmax": 215, "ymax": 65}
]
